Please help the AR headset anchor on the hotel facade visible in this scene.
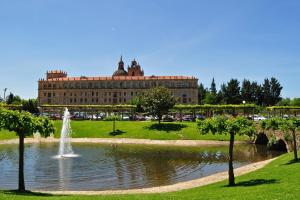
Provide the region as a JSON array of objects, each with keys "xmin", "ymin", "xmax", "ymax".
[{"xmin": 38, "ymin": 57, "xmax": 198, "ymax": 106}]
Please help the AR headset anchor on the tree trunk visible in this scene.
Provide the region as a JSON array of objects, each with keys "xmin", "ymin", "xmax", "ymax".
[
  {"xmin": 228, "ymin": 132, "xmax": 235, "ymax": 186},
  {"xmin": 292, "ymin": 130, "xmax": 298, "ymax": 161},
  {"xmin": 18, "ymin": 134, "xmax": 25, "ymax": 192},
  {"xmin": 113, "ymin": 118, "xmax": 116, "ymax": 133}
]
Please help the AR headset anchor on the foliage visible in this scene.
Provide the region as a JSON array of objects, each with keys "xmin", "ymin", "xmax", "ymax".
[
  {"xmin": 204, "ymin": 92, "xmax": 217, "ymax": 104},
  {"xmin": 6, "ymin": 92, "xmax": 22, "ymax": 105},
  {"xmin": 199, "ymin": 77, "xmax": 282, "ymax": 106},
  {"xmin": 279, "ymin": 117, "xmax": 300, "ymax": 161},
  {"xmin": 129, "ymin": 95, "xmax": 145, "ymax": 113},
  {"xmin": 198, "ymin": 83, "xmax": 207, "ymax": 105},
  {"xmin": 198, "ymin": 116, "xmax": 256, "ymax": 186},
  {"xmin": 210, "ymin": 78, "xmax": 217, "ymax": 96},
  {"xmin": 0, "ymin": 107, "xmax": 54, "ymax": 191},
  {"xmin": 221, "ymin": 79, "xmax": 241, "ymax": 104},
  {"xmin": 278, "ymin": 98, "xmax": 300, "ymax": 106},
  {"xmin": 142, "ymin": 87, "xmax": 176, "ymax": 124},
  {"xmin": 21, "ymin": 99, "xmax": 39, "ymax": 114},
  {"xmin": 198, "ymin": 116, "xmax": 256, "ymax": 137}
]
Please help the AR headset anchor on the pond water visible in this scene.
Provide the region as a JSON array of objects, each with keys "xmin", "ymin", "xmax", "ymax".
[{"xmin": 0, "ymin": 143, "xmax": 282, "ymax": 191}]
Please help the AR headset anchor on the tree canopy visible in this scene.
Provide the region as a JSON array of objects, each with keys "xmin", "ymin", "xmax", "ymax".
[
  {"xmin": 142, "ymin": 87, "xmax": 176, "ymax": 124},
  {"xmin": 198, "ymin": 116, "xmax": 256, "ymax": 186}
]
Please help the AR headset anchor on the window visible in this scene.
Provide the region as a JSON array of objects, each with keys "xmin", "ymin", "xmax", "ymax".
[
  {"xmin": 182, "ymin": 94, "xmax": 187, "ymax": 104},
  {"xmin": 48, "ymin": 93, "xmax": 51, "ymax": 98}
]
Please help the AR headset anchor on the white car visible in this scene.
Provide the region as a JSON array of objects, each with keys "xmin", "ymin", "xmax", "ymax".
[{"xmin": 253, "ymin": 115, "xmax": 267, "ymax": 122}]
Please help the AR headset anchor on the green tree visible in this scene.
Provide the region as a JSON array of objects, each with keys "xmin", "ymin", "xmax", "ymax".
[
  {"xmin": 6, "ymin": 92, "xmax": 22, "ymax": 105},
  {"xmin": 280, "ymin": 118, "xmax": 300, "ymax": 161},
  {"xmin": 204, "ymin": 92, "xmax": 217, "ymax": 104},
  {"xmin": 260, "ymin": 117, "xmax": 282, "ymax": 136},
  {"xmin": 241, "ymin": 79, "xmax": 254, "ymax": 103},
  {"xmin": 223, "ymin": 79, "xmax": 241, "ymax": 104},
  {"xmin": 291, "ymin": 98, "xmax": 300, "ymax": 106},
  {"xmin": 130, "ymin": 94, "xmax": 145, "ymax": 113},
  {"xmin": 210, "ymin": 78, "xmax": 217, "ymax": 96},
  {"xmin": 277, "ymin": 98, "xmax": 291, "ymax": 106},
  {"xmin": 198, "ymin": 116, "xmax": 256, "ymax": 186},
  {"xmin": 0, "ymin": 108, "xmax": 54, "ymax": 192},
  {"xmin": 251, "ymin": 81, "xmax": 263, "ymax": 105},
  {"xmin": 198, "ymin": 83, "xmax": 207, "ymax": 105},
  {"xmin": 21, "ymin": 99, "xmax": 39, "ymax": 114},
  {"xmin": 270, "ymin": 77, "xmax": 282, "ymax": 105},
  {"xmin": 262, "ymin": 78, "xmax": 272, "ymax": 106},
  {"xmin": 142, "ymin": 87, "xmax": 176, "ymax": 124}
]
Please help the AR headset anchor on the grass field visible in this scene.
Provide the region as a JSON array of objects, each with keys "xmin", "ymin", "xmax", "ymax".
[
  {"xmin": 0, "ymin": 152, "xmax": 299, "ymax": 200},
  {"xmin": 0, "ymin": 120, "xmax": 249, "ymax": 141},
  {"xmin": 51, "ymin": 120, "xmax": 248, "ymax": 141}
]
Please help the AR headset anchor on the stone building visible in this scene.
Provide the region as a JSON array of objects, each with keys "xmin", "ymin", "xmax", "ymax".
[{"xmin": 38, "ymin": 57, "xmax": 198, "ymax": 105}]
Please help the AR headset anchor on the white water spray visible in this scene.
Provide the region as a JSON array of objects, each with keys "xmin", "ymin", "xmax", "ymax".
[{"xmin": 57, "ymin": 108, "xmax": 78, "ymax": 158}]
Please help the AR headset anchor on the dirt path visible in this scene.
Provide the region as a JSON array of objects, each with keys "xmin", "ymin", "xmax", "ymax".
[{"xmin": 0, "ymin": 137, "xmax": 246, "ymax": 146}]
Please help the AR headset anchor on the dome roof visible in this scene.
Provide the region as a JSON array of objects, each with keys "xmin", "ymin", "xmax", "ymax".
[{"xmin": 113, "ymin": 69, "xmax": 128, "ymax": 76}]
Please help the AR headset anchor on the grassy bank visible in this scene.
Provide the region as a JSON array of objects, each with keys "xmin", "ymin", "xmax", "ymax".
[
  {"xmin": 51, "ymin": 120, "xmax": 248, "ymax": 141},
  {"xmin": 0, "ymin": 120, "xmax": 248, "ymax": 141},
  {"xmin": 1, "ymin": 152, "xmax": 299, "ymax": 199}
]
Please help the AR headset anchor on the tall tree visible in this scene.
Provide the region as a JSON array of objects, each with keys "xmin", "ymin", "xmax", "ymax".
[
  {"xmin": 241, "ymin": 79, "xmax": 253, "ymax": 103},
  {"xmin": 270, "ymin": 77, "xmax": 283, "ymax": 105},
  {"xmin": 223, "ymin": 79, "xmax": 241, "ymax": 104},
  {"xmin": 198, "ymin": 83, "xmax": 207, "ymax": 105},
  {"xmin": 262, "ymin": 78, "xmax": 272, "ymax": 106},
  {"xmin": 210, "ymin": 78, "xmax": 217, "ymax": 96},
  {"xmin": 198, "ymin": 116, "xmax": 256, "ymax": 186},
  {"xmin": 21, "ymin": 99, "xmax": 39, "ymax": 114},
  {"xmin": 6, "ymin": 92, "xmax": 21, "ymax": 105},
  {"xmin": 252, "ymin": 81, "xmax": 263, "ymax": 105},
  {"xmin": 142, "ymin": 87, "xmax": 176, "ymax": 124}
]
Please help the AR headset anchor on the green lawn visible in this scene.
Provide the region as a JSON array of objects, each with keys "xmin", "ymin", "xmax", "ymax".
[
  {"xmin": 0, "ymin": 130, "xmax": 17, "ymax": 140},
  {"xmin": 1, "ymin": 152, "xmax": 299, "ymax": 199},
  {"xmin": 0, "ymin": 120, "xmax": 248, "ymax": 141},
  {"xmin": 50, "ymin": 120, "xmax": 248, "ymax": 141}
]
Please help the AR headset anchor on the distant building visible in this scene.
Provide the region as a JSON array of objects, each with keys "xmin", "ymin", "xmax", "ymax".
[{"xmin": 38, "ymin": 57, "xmax": 198, "ymax": 105}]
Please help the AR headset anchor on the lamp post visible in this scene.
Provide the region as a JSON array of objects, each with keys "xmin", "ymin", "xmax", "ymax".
[{"xmin": 242, "ymin": 100, "xmax": 246, "ymax": 117}]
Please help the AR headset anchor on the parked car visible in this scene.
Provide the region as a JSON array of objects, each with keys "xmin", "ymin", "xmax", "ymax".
[
  {"xmin": 182, "ymin": 115, "xmax": 195, "ymax": 122},
  {"xmin": 162, "ymin": 115, "xmax": 174, "ymax": 122},
  {"xmin": 253, "ymin": 115, "xmax": 267, "ymax": 122}
]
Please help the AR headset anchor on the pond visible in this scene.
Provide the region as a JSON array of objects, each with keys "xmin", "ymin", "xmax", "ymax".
[{"xmin": 0, "ymin": 143, "xmax": 282, "ymax": 191}]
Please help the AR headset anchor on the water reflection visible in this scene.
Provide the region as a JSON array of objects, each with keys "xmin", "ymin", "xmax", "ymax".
[{"xmin": 0, "ymin": 143, "xmax": 283, "ymax": 191}]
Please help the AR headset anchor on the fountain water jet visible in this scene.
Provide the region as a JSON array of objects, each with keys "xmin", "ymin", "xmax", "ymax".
[{"xmin": 56, "ymin": 108, "xmax": 79, "ymax": 158}]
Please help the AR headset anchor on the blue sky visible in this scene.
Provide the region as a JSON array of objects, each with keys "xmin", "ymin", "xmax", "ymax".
[{"xmin": 0, "ymin": 0, "xmax": 299, "ymax": 99}]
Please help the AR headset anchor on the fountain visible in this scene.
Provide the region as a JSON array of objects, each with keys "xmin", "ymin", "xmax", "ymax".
[{"xmin": 56, "ymin": 108, "xmax": 79, "ymax": 158}]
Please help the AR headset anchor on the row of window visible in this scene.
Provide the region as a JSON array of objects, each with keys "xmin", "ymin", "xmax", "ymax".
[
  {"xmin": 44, "ymin": 91, "xmax": 141, "ymax": 98},
  {"xmin": 45, "ymin": 95, "xmax": 192, "ymax": 104},
  {"xmin": 42, "ymin": 81, "xmax": 195, "ymax": 89}
]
